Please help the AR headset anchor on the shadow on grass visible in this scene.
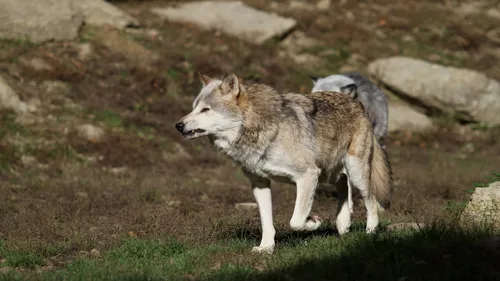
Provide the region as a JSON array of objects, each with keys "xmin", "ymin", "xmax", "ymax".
[{"xmin": 205, "ymin": 223, "xmax": 500, "ymax": 281}]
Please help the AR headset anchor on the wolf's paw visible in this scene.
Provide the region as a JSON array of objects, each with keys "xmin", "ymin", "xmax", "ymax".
[
  {"xmin": 251, "ymin": 246, "xmax": 274, "ymax": 254},
  {"xmin": 336, "ymin": 224, "xmax": 350, "ymax": 235},
  {"xmin": 365, "ymin": 225, "xmax": 378, "ymax": 234},
  {"xmin": 304, "ymin": 215, "xmax": 322, "ymax": 231}
]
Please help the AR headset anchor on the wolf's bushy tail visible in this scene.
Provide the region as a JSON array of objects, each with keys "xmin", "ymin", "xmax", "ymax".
[{"xmin": 370, "ymin": 135, "xmax": 392, "ymax": 211}]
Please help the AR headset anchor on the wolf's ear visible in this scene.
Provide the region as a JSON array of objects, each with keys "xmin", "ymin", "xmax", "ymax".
[
  {"xmin": 198, "ymin": 72, "xmax": 213, "ymax": 86},
  {"xmin": 340, "ymin": 84, "xmax": 358, "ymax": 99},
  {"xmin": 220, "ymin": 73, "xmax": 240, "ymax": 98},
  {"xmin": 309, "ymin": 75, "xmax": 319, "ymax": 84}
]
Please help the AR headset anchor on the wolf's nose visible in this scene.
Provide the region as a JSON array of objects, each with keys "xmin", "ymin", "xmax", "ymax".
[{"xmin": 175, "ymin": 122, "xmax": 185, "ymax": 132}]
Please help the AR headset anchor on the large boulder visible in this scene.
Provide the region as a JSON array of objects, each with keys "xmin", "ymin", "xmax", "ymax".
[
  {"xmin": 0, "ymin": 0, "xmax": 139, "ymax": 43},
  {"xmin": 0, "ymin": 0, "xmax": 84, "ymax": 42},
  {"xmin": 151, "ymin": 1, "xmax": 296, "ymax": 44},
  {"xmin": 461, "ymin": 181, "xmax": 500, "ymax": 228},
  {"xmin": 74, "ymin": 0, "xmax": 140, "ymax": 29},
  {"xmin": 368, "ymin": 57, "xmax": 500, "ymax": 125},
  {"xmin": 388, "ymin": 102, "xmax": 433, "ymax": 133},
  {"xmin": 0, "ymin": 76, "xmax": 28, "ymax": 114}
]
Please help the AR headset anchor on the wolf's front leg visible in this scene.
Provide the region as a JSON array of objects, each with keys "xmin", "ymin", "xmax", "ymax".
[
  {"xmin": 289, "ymin": 167, "xmax": 322, "ymax": 231},
  {"xmin": 244, "ymin": 170, "xmax": 275, "ymax": 254}
]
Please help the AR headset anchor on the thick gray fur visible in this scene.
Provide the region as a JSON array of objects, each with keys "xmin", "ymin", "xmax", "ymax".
[{"xmin": 311, "ymin": 72, "xmax": 388, "ymax": 143}]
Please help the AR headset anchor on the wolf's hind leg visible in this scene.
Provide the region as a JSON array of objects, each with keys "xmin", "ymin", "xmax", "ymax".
[
  {"xmin": 334, "ymin": 173, "xmax": 351, "ymax": 235},
  {"xmin": 345, "ymin": 156, "xmax": 379, "ymax": 233},
  {"xmin": 289, "ymin": 167, "xmax": 322, "ymax": 231},
  {"xmin": 244, "ymin": 170, "xmax": 275, "ymax": 254}
]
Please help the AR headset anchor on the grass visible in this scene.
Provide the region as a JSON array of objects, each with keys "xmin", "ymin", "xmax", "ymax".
[
  {"xmin": 1, "ymin": 223, "xmax": 498, "ymax": 281},
  {"xmin": 93, "ymin": 110, "xmax": 123, "ymax": 129}
]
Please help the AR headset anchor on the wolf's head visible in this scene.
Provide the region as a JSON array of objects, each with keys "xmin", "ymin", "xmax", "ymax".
[
  {"xmin": 175, "ymin": 73, "xmax": 243, "ymax": 139},
  {"xmin": 310, "ymin": 75, "xmax": 358, "ymax": 99}
]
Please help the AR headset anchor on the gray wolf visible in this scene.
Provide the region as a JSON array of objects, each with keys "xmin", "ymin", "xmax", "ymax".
[
  {"xmin": 310, "ymin": 72, "xmax": 389, "ymax": 145},
  {"xmin": 175, "ymin": 73, "xmax": 392, "ymax": 254}
]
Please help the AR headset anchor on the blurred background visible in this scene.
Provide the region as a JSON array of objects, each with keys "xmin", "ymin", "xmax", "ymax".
[{"xmin": 0, "ymin": 0, "xmax": 499, "ymax": 278}]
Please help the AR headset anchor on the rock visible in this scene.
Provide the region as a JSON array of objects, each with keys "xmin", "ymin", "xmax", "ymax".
[
  {"xmin": 316, "ymin": 0, "xmax": 331, "ymax": 11},
  {"xmin": 90, "ymin": 248, "xmax": 101, "ymax": 257},
  {"xmin": 486, "ymin": 27, "xmax": 500, "ymax": 45},
  {"xmin": 368, "ymin": 56, "xmax": 500, "ymax": 125},
  {"xmin": 461, "ymin": 181, "xmax": 500, "ymax": 228},
  {"xmin": 386, "ymin": 222, "xmax": 426, "ymax": 231},
  {"xmin": 74, "ymin": 0, "xmax": 140, "ymax": 29},
  {"xmin": 77, "ymin": 43, "xmax": 94, "ymax": 61},
  {"xmin": 41, "ymin": 80, "xmax": 70, "ymax": 95},
  {"xmin": 388, "ymin": 102, "xmax": 433, "ymax": 133},
  {"xmin": 289, "ymin": 1, "xmax": 314, "ymax": 11},
  {"xmin": 235, "ymin": 202, "xmax": 258, "ymax": 211},
  {"xmin": 0, "ymin": 0, "xmax": 84, "ymax": 43},
  {"xmin": 76, "ymin": 124, "xmax": 105, "ymax": 143},
  {"xmin": 0, "ymin": 76, "xmax": 28, "ymax": 114},
  {"xmin": 151, "ymin": 1, "xmax": 296, "ymax": 44},
  {"xmin": 19, "ymin": 57, "xmax": 54, "ymax": 72}
]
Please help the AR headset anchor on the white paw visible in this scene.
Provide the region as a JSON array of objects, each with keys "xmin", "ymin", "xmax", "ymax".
[
  {"xmin": 337, "ymin": 224, "xmax": 350, "ymax": 235},
  {"xmin": 366, "ymin": 225, "xmax": 377, "ymax": 234},
  {"xmin": 251, "ymin": 246, "xmax": 274, "ymax": 254},
  {"xmin": 304, "ymin": 215, "xmax": 322, "ymax": 231}
]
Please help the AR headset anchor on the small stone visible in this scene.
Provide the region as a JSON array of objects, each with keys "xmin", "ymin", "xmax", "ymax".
[
  {"xmin": 90, "ymin": 249, "xmax": 100, "ymax": 257},
  {"xmin": 167, "ymin": 200, "xmax": 181, "ymax": 207},
  {"xmin": 0, "ymin": 75, "xmax": 28, "ymax": 114},
  {"xmin": 77, "ymin": 43, "xmax": 93, "ymax": 61},
  {"xmin": 76, "ymin": 191, "xmax": 89, "ymax": 198},
  {"xmin": 76, "ymin": 124, "xmax": 105, "ymax": 143},
  {"xmin": 235, "ymin": 202, "xmax": 258, "ymax": 211},
  {"xmin": 316, "ymin": 0, "xmax": 331, "ymax": 11},
  {"xmin": 20, "ymin": 57, "xmax": 53, "ymax": 72},
  {"xmin": 21, "ymin": 155, "xmax": 36, "ymax": 166},
  {"xmin": 402, "ymin": 34, "xmax": 415, "ymax": 42}
]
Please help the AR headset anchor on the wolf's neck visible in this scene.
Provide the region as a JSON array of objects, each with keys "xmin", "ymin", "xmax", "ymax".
[{"xmin": 211, "ymin": 127, "xmax": 242, "ymax": 152}]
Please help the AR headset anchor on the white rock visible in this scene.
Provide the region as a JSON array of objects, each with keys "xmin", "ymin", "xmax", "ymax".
[
  {"xmin": 41, "ymin": 80, "xmax": 70, "ymax": 95},
  {"xmin": 0, "ymin": 76, "xmax": 28, "ymax": 114},
  {"xmin": 235, "ymin": 202, "xmax": 258, "ymax": 211},
  {"xmin": 76, "ymin": 124, "xmax": 105, "ymax": 143},
  {"xmin": 20, "ymin": 57, "xmax": 53, "ymax": 72},
  {"xmin": 77, "ymin": 43, "xmax": 94, "ymax": 61},
  {"xmin": 388, "ymin": 102, "xmax": 433, "ymax": 133},
  {"xmin": 316, "ymin": 0, "xmax": 331, "ymax": 11},
  {"xmin": 461, "ymin": 181, "xmax": 500, "ymax": 228},
  {"xmin": 0, "ymin": 0, "xmax": 84, "ymax": 42},
  {"xmin": 74, "ymin": 0, "xmax": 140, "ymax": 29},
  {"xmin": 368, "ymin": 56, "xmax": 500, "ymax": 125},
  {"xmin": 151, "ymin": 1, "xmax": 296, "ymax": 44}
]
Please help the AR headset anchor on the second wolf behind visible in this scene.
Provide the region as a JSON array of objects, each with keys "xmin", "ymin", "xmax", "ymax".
[
  {"xmin": 175, "ymin": 73, "xmax": 393, "ymax": 254},
  {"xmin": 310, "ymin": 72, "xmax": 389, "ymax": 145}
]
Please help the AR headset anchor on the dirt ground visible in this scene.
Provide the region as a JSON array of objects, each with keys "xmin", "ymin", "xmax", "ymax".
[{"xmin": 0, "ymin": 0, "xmax": 499, "ymax": 269}]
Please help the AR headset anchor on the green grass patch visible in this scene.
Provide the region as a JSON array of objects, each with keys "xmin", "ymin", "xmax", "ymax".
[
  {"xmin": 93, "ymin": 110, "xmax": 123, "ymax": 129},
  {"xmin": 2, "ymin": 223, "xmax": 499, "ymax": 281}
]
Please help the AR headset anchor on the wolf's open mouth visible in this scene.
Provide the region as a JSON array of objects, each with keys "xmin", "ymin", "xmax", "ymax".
[{"xmin": 184, "ymin": 129, "xmax": 206, "ymax": 136}]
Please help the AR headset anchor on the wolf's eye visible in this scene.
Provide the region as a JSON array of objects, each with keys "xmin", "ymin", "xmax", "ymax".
[{"xmin": 201, "ymin": 108, "xmax": 210, "ymax": 113}]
